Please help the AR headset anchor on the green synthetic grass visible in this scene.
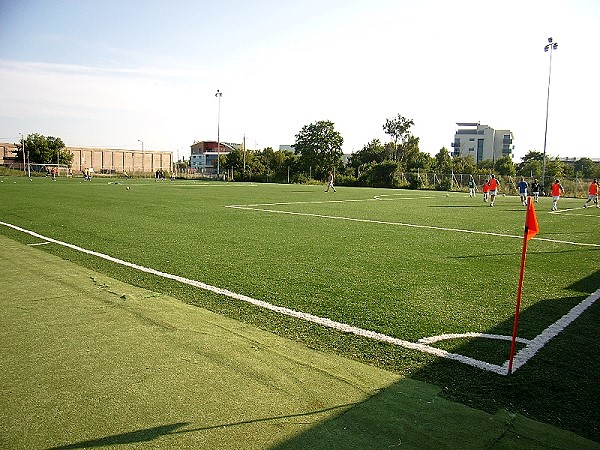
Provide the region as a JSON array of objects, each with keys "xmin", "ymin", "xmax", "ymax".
[
  {"xmin": 0, "ymin": 176, "xmax": 599, "ymax": 443},
  {"xmin": 1, "ymin": 235, "xmax": 597, "ymax": 450}
]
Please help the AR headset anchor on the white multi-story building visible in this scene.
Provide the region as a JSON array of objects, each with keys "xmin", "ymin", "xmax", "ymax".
[{"xmin": 452, "ymin": 123, "xmax": 514, "ymax": 164}]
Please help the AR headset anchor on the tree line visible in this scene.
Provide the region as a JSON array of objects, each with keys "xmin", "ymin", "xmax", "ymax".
[
  {"xmin": 15, "ymin": 117, "xmax": 600, "ymax": 188},
  {"xmin": 222, "ymin": 114, "xmax": 600, "ymax": 188}
]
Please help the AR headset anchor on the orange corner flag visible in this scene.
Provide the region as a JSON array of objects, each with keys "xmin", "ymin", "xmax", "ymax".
[{"xmin": 525, "ymin": 197, "xmax": 539, "ymax": 241}]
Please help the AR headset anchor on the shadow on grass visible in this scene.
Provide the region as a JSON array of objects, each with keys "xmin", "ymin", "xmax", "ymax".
[
  {"xmin": 47, "ymin": 405, "xmax": 358, "ymax": 449},
  {"xmin": 47, "ymin": 423, "xmax": 189, "ymax": 449},
  {"xmin": 410, "ymin": 269, "xmax": 600, "ymax": 442},
  {"xmin": 451, "ymin": 247, "xmax": 599, "ymax": 259},
  {"xmin": 269, "ymin": 270, "xmax": 600, "ymax": 447}
]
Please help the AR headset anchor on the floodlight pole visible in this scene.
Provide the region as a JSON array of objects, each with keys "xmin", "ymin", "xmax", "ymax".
[
  {"xmin": 138, "ymin": 139, "xmax": 144, "ymax": 177},
  {"xmin": 215, "ymin": 90, "xmax": 222, "ymax": 177},
  {"xmin": 541, "ymin": 37, "xmax": 558, "ymax": 192},
  {"xmin": 19, "ymin": 133, "xmax": 26, "ymax": 175}
]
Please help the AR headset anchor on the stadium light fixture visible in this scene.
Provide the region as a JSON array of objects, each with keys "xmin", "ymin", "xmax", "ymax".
[
  {"xmin": 541, "ymin": 37, "xmax": 558, "ymax": 191},
  {"xmin": 215, "ymin": 90, "xmax": 222, "ymax": 177}
]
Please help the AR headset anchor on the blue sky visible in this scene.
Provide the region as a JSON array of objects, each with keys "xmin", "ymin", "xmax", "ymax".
[{"xmin": 1, "ymin": 0, "xmax": 599, "ymax": 162}]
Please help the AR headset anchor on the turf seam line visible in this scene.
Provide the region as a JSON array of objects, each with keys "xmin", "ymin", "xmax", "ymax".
[{"xmin": 2, "ymin": 220, "xmax": 596, "ymax": 376}]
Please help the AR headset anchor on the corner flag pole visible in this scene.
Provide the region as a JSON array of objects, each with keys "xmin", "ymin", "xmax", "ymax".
[{"xmin": 508, "ymin": 196, "xmax": 539, "ymax": 375}]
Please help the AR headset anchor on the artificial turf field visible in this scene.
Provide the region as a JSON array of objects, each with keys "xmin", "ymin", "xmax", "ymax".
[
  {"xmin": 0, "ymin": 176, "xmax": 599, "ymax": 447},
  {"xmin": 1, "ymin": 234, "xmax": 598, "ymax": 449}
]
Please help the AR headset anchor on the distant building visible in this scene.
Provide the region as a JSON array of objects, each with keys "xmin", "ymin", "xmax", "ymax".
[
  {"xmin": 278, "ymin": 145, "xmax": 295, "ymax": 152},
  {"xmin": 69, "ymin": 147, "xmax": 171, "ymax": 174},
  {"xmin": 0, "ymin": 143, "xmax": 18, "ymax": 168},
  {"xmin": 452, "ymin": 123, "xmax": 514, "ymax": 164},
  {"xmin": 0, "ymin": 143, "xmax": 171, "ymax": 175},
  {"xmin": 190, "ymin": 141, "xmax": 239, "ymax": 173}
]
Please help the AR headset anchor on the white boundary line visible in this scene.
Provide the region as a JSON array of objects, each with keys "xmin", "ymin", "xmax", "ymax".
[
  {"xmin": 551, "ymin": 207, "xmax": 600, "ymax": 218},
  {"xmin": 2, "ymin": 220, "xmax": 598, "ymax": 376},
  {"xmin": 225, "ymin": 203, "xmax": 600, "ymax": 248}
]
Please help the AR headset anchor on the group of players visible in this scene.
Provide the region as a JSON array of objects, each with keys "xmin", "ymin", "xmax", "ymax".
[{"xmin": 468, "ymin": 175, "xmax": 599, "ymax": 211}]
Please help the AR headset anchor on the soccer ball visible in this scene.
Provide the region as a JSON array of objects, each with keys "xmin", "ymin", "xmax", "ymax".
[{"xmin": 126, "ymin": 186, "xmax": 130, "ymax": 190}]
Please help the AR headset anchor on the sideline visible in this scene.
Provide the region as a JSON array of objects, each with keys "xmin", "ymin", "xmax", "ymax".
[{"xmin": 2, "ymin": 220, "xmax": 598, "ymax": 376}]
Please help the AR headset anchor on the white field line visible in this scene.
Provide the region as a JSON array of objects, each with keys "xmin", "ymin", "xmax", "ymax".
[
  {"xmin": 508, "ymin": 287, "xmax": 600, "ymax": 372},
  {"xmin": 1, "ymin": 220, "xmax": 505, "ymax": 375},
  {"xmin": 225, "ymin": 203, "xmax": 600, "ymax": 248},
  {"xmin": 550, "ymin": 206, "xmax": 586, "ymax": 214},
  {"xmin": 2, "ymin": 219, "xmax": 598, "ymax": 376},
  {"xmin": 551, "ymin": 207, "xmax": 600, "ymax": 218},
  {"xmin": 418, "ymin": 333, "xmax": 531, "ymax": 345}
]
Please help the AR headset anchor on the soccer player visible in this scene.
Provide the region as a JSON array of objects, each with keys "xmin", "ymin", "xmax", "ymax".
[
  {"xmin": 531, "ymin": 178, "xmax": 541, "ymax": 202},
  {"xmin": 488, "ymin": 174, "xmax": 499, "ymax": 207},
  {"xmin": 482, "ymin": 179, "xmax": 489, "ymax": 202},
  {"xmin": 517, "ymin": 177, "xmax": 529, "ymax": 206},
  {"xmin": 325, "ymin": 170, "xmax": 336, "ymax": 193},
  {"xmin": 468, "ymin": 176, "xmax": 477, "ymax": 198},
  {"xmin": 583, "ymin": 178, "xmax": 599, "ymax": 208},
  {"xmin": 550, "ymin": 179, "xmax": 565, "ymax": 211},
  {"xmin": 517, "ymin": 176, "xmax": 528, "ymax": 206}
]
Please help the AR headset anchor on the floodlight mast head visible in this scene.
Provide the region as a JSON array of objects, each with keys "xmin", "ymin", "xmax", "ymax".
[{"xmin": 544, "ymin": 37, "xmax": 558, "ymax": 52}]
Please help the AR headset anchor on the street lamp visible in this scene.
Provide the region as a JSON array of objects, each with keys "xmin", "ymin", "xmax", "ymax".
[
  {"xmin": 215, "ymin": 89, "xmax": 222, "ymax": 177},
  {"xmin": 138, "ymin": 139, "xmax": 144, "ymax": 176},
  {"xmin": 541, "ymin": 37, "xmax": 558, "ymax": 192}
]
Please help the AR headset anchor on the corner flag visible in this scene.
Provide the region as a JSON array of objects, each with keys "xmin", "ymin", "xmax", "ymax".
[
  {"xmin": 508, "ymin": 196, "xmax": 539, "ymax": 374},
  {"xmin": 525, "ymin": 197, "xmax": 539, "ymax": 241}
]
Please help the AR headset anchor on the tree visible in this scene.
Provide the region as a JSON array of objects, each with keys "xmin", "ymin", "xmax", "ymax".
[
  {"xmin": 294, "ymin": 120, "xmax": 343, "ymax": 179},
  {"xmin": 478, "ymin": 159, "xmax": 494, "ymax": 172},
  {"xmin": 518, "ymin": 151, "xmax": 546, "ymax": 178},
  {"xmin": 545, "ymin": 156, "xmax": 565, "ymax": 181},
  {"xmin": 494, "ymin": 155, "xmax": 516, "ymax": 176},
  {"xmin": 574, "ymin": 157, "xmax": 596, "ymax": 178},
  {"xmin": 224, "ymin": 148, "xmax": 244, "ymax": 178},
  {"xmin": 407, "ymin": 152, "xmax": 434, "ymax": 172},
  {"xmin": 452, "ymin": 155, "xmax": 477, "ymax": 174},
  {"xmin": 348, "ymin": 139, "xmax": 386, "ymax": 170},
  {"xmin": 520, "ymin": 151, "xmax": 545, "ymax": 164},
  {"xmin": 359, "ymin": 161, "xmax": 400, "ymax": 188},
  {"xmin": 433, "ymin": 147, "xmax": 452, "ymax": 173},
  {"xmin": 16, "ymin": 133, "xmax": 72, "ymax": 166},
  {"xmin": 399, "ymin": 135, "xmax": 421, "ymax": 168},
  {"xmin": 383, "ymin": 114, "xmax": 414, "ymax": 162},
  {"xmin": 518, "ymin": 159, "xmax": 542, "ymax": 179},
  {"xmin": 257, "ymin": 147, "xmax": 296, "ymax": 182}
]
